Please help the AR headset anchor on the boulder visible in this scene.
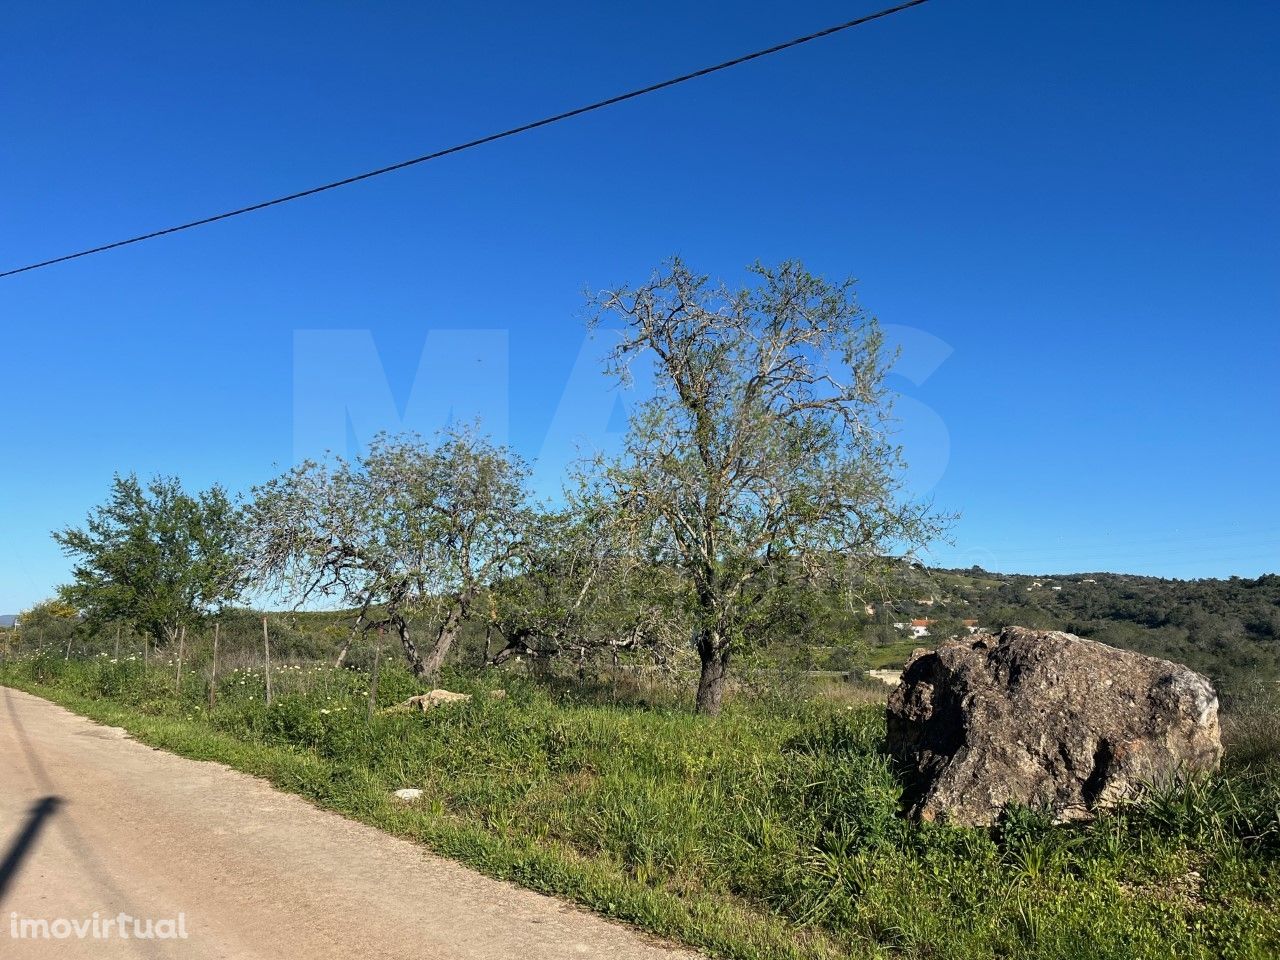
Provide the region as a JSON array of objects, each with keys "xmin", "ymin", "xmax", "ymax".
[{"xmin": 886, "ymin": 626, "xmax": 1221, "ymax": 826}]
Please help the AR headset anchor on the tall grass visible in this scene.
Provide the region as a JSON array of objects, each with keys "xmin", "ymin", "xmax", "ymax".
[
  {"xmin": 4, "ymin": 651, "xmax": 1278, "ymax": 960},
  {"xmin": 1222, "ymin": 682, "xmax": 1280, "ymax": 773}
]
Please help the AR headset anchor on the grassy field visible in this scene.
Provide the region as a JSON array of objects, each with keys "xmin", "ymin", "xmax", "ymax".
[{"xmin": 2, "ymin": 651, "xmax": 1277, "ymax": 959}]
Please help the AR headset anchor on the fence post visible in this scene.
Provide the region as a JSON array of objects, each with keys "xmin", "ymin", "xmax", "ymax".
[
  {"xmin": 209, "ymin": 621, "xmax": 220, "ymax": 711},
  {"xmin": 262, "ymin": 616, "xmax": 273, "ymax": 706},
  {"xmin": 176, "ymin": 625, "xmax": 186, "ymax": 692},
  {"xmin": 367, "ymin": 626, "xmax": 383, "ymax": 721}
]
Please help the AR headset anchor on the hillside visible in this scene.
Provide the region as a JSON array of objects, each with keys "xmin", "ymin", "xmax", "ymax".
[
  {"xmin": 851, "ymin": 567, "xmax": 1280, "ymax": 698},
  {"xmin": 8, "ymin": 567, "xmax": 1277, "ymax": 702}
]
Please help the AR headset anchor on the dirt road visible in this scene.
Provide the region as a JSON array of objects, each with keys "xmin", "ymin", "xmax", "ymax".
[{"xmin": 0, "ymin": 687, "xmax": 698, "ymax": 959}]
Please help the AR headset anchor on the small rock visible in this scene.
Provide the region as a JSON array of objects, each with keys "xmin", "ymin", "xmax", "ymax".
[
  {"xmin": 392, "ymin": 788, "xmax": 424, "ymax": 802},
  {"xmin": 866, "ymin": 669, "xmax": 903, "ymax": 687},
  {"xmin": 385, "ymin": 689, "xmax": 509, "ymax": 713}
]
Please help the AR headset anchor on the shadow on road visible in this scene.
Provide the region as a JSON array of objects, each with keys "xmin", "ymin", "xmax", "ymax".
[
  {"xmin": 2, "ymin": 688, "xmax": 166, "ymax": 957},
  {"xmin": 0, "ymin": 794, "xmax": 63, "ymax": 907}
]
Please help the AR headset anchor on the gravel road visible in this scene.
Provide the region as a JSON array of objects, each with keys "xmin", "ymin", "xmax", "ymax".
[{"xmin": 0, "ymin": 686, "xmax": 698, "ymax": 959}]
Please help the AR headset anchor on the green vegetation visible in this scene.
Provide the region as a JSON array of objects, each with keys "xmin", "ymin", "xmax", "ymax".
[
  {"xmin": 10, "ymin": 255, "xmax": 1278, "ymax": 957},
  {"xmin": 53, "ymin": 473, "xmax": 245, "ymax": 649},
  {"xmin": 244, "ymin": 425, "xmax": 534, "ymax": 680},
  {"xmin": 873, "ymin": 569, "xmax": 1280, "ymax": 700},
  {"xmin": 583, "ymin": 258, "xmax": 942, "ymax": 713},
  {"xmin": 42, "ymin": 259, "xmax": 941, "ymax": 716},
  {"xmin": 2, "ymin": 652, "xmax": 1276, "ymax": 960}
]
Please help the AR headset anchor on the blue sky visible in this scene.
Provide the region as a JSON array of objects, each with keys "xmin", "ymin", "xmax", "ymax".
[{"xmin": 1, "ymin": 0, "xmax": 1277, "ymax": 612}]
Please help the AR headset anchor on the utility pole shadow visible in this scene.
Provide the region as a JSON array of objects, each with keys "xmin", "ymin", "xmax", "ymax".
[{"xmin": 0, "ymin": 795, "xmax": 62, "ymax": 907}]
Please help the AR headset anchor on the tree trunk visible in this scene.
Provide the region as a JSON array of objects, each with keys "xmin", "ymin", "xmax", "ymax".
[
  {"xmin": 421, "ymin": 624, "xmax": 457, "ymax": 678},
  {"xmin": 395, "ymin": 617, "xmax": 427, "ymax": 678},
  {"xmin": 421, "ymin": 602, "xmax": 465, "ymax": 678},
  {"xmin": 334, "ymin": 633, "xmax": 354, "ymax": 669},
  {"xmin": 482, "ymin": 623, "xmax": 494, "ymax": 667},
  {"xmin": 334, "ymin": 606, "xmax": 368, "ymax": 668},
  {"xmin": 695, "ymin": 641, "xmax": 731, "ymax": 716}
]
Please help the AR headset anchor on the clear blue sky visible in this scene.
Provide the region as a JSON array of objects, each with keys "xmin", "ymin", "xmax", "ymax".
[{"xmin": 2, "ymin": 0, "xmax": 1277, "ymax": 613}]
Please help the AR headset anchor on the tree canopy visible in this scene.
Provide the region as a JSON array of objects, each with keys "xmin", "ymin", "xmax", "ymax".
[
  {"xmin": 587, "ymin": 258, "xmax": 945, "ymax": 712},
  {"xmin": 246, "ymin": 426, "xmax": 533, "ymax": 677},
  {"xmin": 53, "ymin": 474, "xmax": 245, "ymax": 648}
]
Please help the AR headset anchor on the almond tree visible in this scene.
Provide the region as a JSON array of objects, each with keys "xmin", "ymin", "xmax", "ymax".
[
  {"xmin": 246, "ymin": 427, "xmax": 531, "ymax": 679},
  {"xmin": 487, "ymin": 496, "xmax": 688, "ymax": 671},
  {"xmin": 588, "ymin": 259, "xmax": 945, "ymax": 714}
]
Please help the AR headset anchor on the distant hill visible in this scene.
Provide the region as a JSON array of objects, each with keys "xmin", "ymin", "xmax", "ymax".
[
  {"xmin": 860, "ymin": 567, "xmax": 1280, "ymax": 699},
  {"xmin": 0, "ymin": 615, "xmax": 15, "ymax": 628},
  {"xmin": 6, "ymin": 566, "xmax": 1275, "ymax": 701}
]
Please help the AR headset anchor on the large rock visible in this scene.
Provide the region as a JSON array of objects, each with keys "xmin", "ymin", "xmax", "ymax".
[{"xmin": 886, "ymin": 626, "xmax": 1221, "ymax": 826}]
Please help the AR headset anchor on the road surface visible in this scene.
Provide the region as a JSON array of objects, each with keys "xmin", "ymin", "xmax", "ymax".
[{"xmin": 0, "ymin": 686, "xmax": 698, "ymax": 959}]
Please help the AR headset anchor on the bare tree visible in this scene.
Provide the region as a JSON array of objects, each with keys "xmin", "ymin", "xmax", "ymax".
[
  {"xmin": 588, "ymin": 258, "xmax": 946, "ymax": 714},
  {"xmin": 246, "ymin": 426, "xmax": 531, "ymax": 679}
]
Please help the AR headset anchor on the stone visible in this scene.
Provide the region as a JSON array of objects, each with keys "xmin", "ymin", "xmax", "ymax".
[
  {"xmin": 385, "ymin": 688, "xmax": 508, "ymax": 713},
  {"xmin": 413, "ymin": 689, "xmax": 472, "ymax": 709},
  {"xmin": 392, "ymin": 788, "xmax": 423, "ymax": 802},
  {"xmin": 886, "ymin": 626, "xmax": 1222, "ymax": 826},
  {"xmin": 866, "ymin": 669, "xmax": 903, "ymax": 687}
]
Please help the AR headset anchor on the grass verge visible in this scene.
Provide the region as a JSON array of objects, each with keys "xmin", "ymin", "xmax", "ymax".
[{"xmin": 3, "ymin": 653, "xmax": 1278, "ymax": 960}]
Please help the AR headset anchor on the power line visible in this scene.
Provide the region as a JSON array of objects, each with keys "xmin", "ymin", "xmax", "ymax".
[{"xmin": 0, "ymin": 0, "xmax": 931, "ymax": 280}]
